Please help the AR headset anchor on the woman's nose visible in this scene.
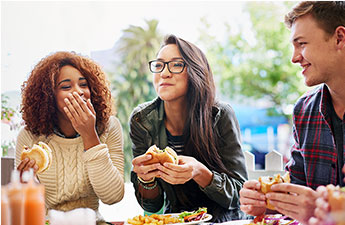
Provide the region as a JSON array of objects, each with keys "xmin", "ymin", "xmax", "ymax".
[
  {"xmin": 160, "ymin": 64, "xmax": 172, "ymax": 78},
  {"xmin": 73, "ymin": 86, "xmax": 84, "ymax": 96}
]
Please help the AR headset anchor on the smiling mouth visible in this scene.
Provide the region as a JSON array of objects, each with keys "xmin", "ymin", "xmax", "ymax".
[{"xmin": 301, "ymin": 64, "xmax": 311, "ymax": 74}]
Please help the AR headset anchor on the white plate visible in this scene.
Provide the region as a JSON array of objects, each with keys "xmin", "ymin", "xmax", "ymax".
[
  {"xmin": 168, "ymin": 213, "xmax": 212, "ymax": 225},
  {"xmin": 125, "ymin": 213, "xmax": 212, "ymax": 225},
  {"xmin": 218, "ymin": 220, "xmax": 252, "ymax": 225}
]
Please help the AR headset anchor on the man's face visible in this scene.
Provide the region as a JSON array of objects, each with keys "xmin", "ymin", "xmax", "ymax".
[{"xmin": 290, "ymin": 14, "xmax": 337, "ymax": 87}]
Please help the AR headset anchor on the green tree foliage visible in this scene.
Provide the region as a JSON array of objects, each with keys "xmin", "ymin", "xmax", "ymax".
[
  {"xmin": 1, "ymin": 94, "xmax": 16, "ymax": 122},
  {"xmin": 200, "ymin": 2, "xmax": 307, "ymax": 120},
  {"xmin": 1, "ymin": 94, "xmax": 20, "ymax": 156},
  {"xmin": 109, "ymin": 19, "xmax": 163, "ymax": 181}
]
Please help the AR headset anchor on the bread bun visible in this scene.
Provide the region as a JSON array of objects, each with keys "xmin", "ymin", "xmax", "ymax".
[
  {"xmin": 144, "ymin": 145, "xmax": 179, "ymax": 165},
  {"xmin": 20, "ymin": 141, "xmax": 52, "ymax": 173},
  {"xmin": 327, "ymin": 184, "xmax": 345, "ymax": 225},
  {"xmin": 258, "ymin": 172, "xmax": 290, "ymax": 210}
]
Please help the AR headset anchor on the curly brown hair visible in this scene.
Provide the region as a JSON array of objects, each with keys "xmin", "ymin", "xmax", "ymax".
[{"xmin": 21, "ymin": 51, "xmax": 114, "ymax": 136}]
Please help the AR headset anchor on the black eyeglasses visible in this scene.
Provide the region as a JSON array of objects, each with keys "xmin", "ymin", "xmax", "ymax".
[{"xmin": 149, "ymin": 60, "xmax": 186, "ymax": 74}]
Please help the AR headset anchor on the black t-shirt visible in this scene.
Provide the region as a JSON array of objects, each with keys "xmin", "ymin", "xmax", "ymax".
[{"xmin": 165, "ymin": 129, "xmax": 246, "ymax": 221}]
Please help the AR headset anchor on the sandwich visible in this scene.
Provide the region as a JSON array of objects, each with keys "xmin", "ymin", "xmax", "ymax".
[
  {"xmin": 327, "ymin": 184, "xmax": 345, "ymax": 225},
  {"xmin": 144, "ymin": 145, "xmax": 179, "ymax": 165},
  {"xmin": 258, "ymin": 172, "xmax": 291, "ymax": 210},
  {"xmin": 20, "ymin": 141, "xmax": 52, "ymax": 173}
]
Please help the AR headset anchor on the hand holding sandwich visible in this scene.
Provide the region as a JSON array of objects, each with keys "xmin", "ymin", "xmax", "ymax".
[
  {"xmin": 133, "ymin": 145, "xmax": 177, "ymax": 183},
  {"xmin": 133, "ymin": 145, "xmax": 212, "ymax": 188},
  {"xmin": 239, "ymin": 180, "xmax": 267, "ymax": 216},
  {"xmin": 266, "ymin": 183, "xmax": 318, "ymax": 224},
  {"xmin": 132, "ymin": 153, "xmax": 160, "ymax": 183},
  {"xmin": 17, "ymin": 142, "xmax": 52, "ymax": 177},
  {"xmin": 308, "ymin": 185, "xmax": 330, "ymax": 225},
  {"xmin": 157, "ymin": 155, "xmax": 213, "ymax": 188},
  {"xmin": 309, "ymin": 165, "xmax": 345, "ymax": 225}
]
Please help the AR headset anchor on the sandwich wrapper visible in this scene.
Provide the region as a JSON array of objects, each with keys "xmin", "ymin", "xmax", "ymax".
[{"xmin": 48, "ymin": 208, "xmax": 96, "ymax": 225}]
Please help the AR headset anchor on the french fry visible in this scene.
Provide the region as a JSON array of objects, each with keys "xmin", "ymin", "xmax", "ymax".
[{"xmin": 127, "ymin": 213, "xmax": 181, "ymax": 225}]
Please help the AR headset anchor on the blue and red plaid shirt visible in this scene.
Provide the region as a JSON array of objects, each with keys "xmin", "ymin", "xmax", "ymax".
[{"xmin": 286, "ymin": 84, "xmax": 345, "ymax": 190}]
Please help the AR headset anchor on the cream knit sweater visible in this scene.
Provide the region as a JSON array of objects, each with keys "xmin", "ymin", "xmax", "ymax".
[{"xmin": 15, "ymin": 116, "xmax": 124, "ymax": 221}]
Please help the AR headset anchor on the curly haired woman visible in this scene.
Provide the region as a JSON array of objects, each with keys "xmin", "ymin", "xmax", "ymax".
[{"xmin": 15, "ymin": 51, "xmax": 124, "ymax": 224}]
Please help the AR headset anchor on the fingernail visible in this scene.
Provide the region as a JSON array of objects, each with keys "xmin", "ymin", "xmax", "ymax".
[
  {"xmin": 34, "ymin": 165, "xmax": 39, "ymax": 170},
  {"xmin": 266, "ymin": 193, "xmax": 271, "ymax": 198},
  {"xmin": 64, "ymin": 98, "xmax": 68, "ymax": 102}
]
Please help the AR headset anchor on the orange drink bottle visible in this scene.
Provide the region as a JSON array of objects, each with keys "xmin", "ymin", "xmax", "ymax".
[
  {"xmin": 1, "ymin": 186, "xmax": 11, "ymax": 225},
  {"xmin": 23, "ymin": 169, "xmax": 46, "ymax": 225},
  {"xmin": 7, "ymin": 170, "xmax": 24, "ymax": 225}
]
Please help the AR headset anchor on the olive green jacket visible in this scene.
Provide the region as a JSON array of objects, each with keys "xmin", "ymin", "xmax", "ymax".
[{"xmin": 129, "ymin": 97, "xmax": 248, "ymax": 222}]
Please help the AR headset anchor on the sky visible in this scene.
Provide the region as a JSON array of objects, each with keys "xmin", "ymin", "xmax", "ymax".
[{"xmin": 1, "ymin": 0, "xmax": 251, "ymax": 94}]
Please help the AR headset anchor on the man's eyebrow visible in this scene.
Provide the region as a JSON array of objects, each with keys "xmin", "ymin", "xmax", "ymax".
[
  {"xmin": 57, "ymin": 79, "xmax": 70, "ymax": 86},
  {"xmin": 292, "ymin": 36, "xmax": 302, "ymax": 43},
  {"xmin": 79, "ymin": 77, "xmax": 86, "ymax": 81}
]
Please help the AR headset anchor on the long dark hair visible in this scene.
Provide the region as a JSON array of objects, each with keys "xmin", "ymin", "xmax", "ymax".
[{"xmin": 163, "ymin": 35, "xmax": 230, "ymax": 176}]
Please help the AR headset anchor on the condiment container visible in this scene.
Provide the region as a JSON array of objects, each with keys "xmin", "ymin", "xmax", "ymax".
[
  {"xmin": 1, "ymin": 186, "xmax": 11, "ymax": 225},
  {"xmin": 23, "ymin": 169, "xmax": 45, "ymax": 225},
  {"xmin": 7, "ymin": 170, "xmax": 24, "ymax": 225}
]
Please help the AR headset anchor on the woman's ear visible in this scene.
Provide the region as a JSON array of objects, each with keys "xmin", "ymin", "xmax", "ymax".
[{"xmin": 335, "ymin": 26, "xmax": 345, "ymax": 50}]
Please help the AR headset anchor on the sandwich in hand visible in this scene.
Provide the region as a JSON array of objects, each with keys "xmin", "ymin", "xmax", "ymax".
[
  {"xmin": 20, "ymin": 141, "xmax": 52, "ymax": 173},
  {"xmin": 144, "ymin": 145, "xmax": 179, "ymax": 165},
  {"xmin": 258, "ymin": 172, "xmax": 291, "ymax": 210},
  {"xmin": 327, "ymin": 184, "xmax": 345, "ymax": 225}
]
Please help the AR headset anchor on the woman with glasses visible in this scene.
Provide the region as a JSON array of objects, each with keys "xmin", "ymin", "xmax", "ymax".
[
  {"xmin": 15, "ymin": 51, "xmax": 124, "ymax": 224},
  {"xmin": 130, "ymin": 35, "xmax": 248, "ymax": 222}
]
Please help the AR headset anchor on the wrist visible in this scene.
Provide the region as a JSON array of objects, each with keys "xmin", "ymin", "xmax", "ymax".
[
  {"xmin": 139, "ymin": 180, "xmax": 158, "ymax": 190},
  {"xmin": 82, "ymin": 131, "xmax": 101, "ymax": 150},
  {"xmin": 194, "ymin": 163, "xmax": 213, "ymax": 188},
  {"xmin": 138, "ymin": 176, "xmax": 158, "ymax": 191},
  {"xmin": 138, "ymin": 176, "xmax": 155, "ymax": 184}
]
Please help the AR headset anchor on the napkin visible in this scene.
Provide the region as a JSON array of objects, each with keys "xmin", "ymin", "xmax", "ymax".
[{"xmin": 49, "ymin": 208, "xmax": 96, "ymax": 225}]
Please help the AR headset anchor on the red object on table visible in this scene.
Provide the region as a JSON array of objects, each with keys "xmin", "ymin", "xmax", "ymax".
[{"xmin": 110, "ymin": 222, "xmax": 124, "ymax": 225}]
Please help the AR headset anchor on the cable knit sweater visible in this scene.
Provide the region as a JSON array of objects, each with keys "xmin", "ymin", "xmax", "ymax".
[{"xmin": 15, "ymin": 116, "xmax": 124, "ymax": 221}]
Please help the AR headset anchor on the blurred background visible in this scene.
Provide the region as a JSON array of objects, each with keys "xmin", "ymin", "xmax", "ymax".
[{"xmin": 2, "ymin": 0, "xmax": 309, "ymax": 221}]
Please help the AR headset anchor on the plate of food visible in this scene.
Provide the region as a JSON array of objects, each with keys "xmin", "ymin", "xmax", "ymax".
[
  {"xmin": 127, "ymin": 207, "xmax": 212, "ymax": 225},
  {"xmin": 244, "ymin": 214, "xmax": 300, "ymax": 225}
]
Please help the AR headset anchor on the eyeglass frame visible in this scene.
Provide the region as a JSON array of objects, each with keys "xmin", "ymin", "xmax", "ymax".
[{"xmin": 148, "ymin": 60, "xmax": 186, "ymax": 74}]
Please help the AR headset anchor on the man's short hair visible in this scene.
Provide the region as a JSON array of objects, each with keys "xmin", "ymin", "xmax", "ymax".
[{"xmin": 285, "ymin": 1, "xmax": 345, "ymax": 36}]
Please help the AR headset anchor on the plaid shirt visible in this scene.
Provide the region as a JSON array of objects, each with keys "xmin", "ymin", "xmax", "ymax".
[{"xmin": 286, "ymin": 84, "xmax": 345, "ymax": 190}]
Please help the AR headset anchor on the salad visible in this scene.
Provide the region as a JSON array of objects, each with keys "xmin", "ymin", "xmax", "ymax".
[
  {"xmin": 178, "ymin": 207, "xmax": 208, "ymax": 222},
  {"xmin": 245, "ymin": 214, "xmax": 300, "ymax": 225}
]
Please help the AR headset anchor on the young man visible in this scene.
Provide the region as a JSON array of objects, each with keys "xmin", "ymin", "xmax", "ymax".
[{"xmin": 239, "ymin": 2, "xmax": 345, "ymax": 224}]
